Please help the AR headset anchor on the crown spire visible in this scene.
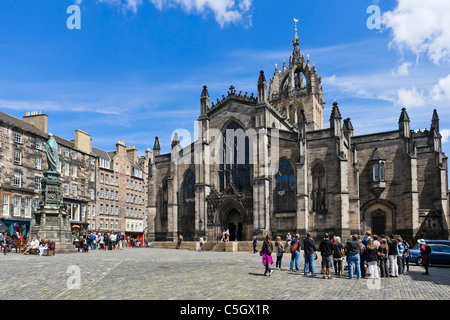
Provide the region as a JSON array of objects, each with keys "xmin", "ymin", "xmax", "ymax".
[{"xmin": 292, "ymin": 18, "xmax": 301, "ymax": 63}]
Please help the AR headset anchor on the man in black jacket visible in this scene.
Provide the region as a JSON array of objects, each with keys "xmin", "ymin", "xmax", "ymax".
[
  {"xmin": 319, "ymin": 233, "xmax": 334, "ymax": 279},
  {"xmin": 303, "ymin": 232, "xmax": 316, "ymax": 276},
  {"xmin": 388, "ymin": 234, "xmax": 398, "ymax": 277}
]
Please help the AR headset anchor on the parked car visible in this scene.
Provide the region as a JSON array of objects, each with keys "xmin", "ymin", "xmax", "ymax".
[
  {"xmin": 410, "ymin": 244, "xmax": 450, "ymax": 265},
  {"xmin": 412, "ymin": 239, "xmax": 450, "ymax": 249}
]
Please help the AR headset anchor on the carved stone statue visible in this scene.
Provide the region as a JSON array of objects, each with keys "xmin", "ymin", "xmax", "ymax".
[{"xmin": 45, "ymin": 133, "xmax": 60, "ymax": 173}]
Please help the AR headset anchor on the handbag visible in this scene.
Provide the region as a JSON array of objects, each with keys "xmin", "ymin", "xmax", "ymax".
[{"xmin": 314, "ymin": 252, "xmax": 318, "ymax": 260}]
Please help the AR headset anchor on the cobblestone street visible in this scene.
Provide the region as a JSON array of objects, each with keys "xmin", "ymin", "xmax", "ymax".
[{"xmin": 1, "ymin": 247, "xmax": 449, "ymax": 300}]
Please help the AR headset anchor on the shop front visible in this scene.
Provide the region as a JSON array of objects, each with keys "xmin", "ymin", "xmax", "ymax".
[
  {"xmin": 125, "ymin": 232, "xmax": 144, "ymax": 247},
  {"xmin": 0, "ymin": 217, "xmax": 30, "ymax": 238}
]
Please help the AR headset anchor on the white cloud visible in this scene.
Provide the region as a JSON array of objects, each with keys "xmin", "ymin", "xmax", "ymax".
[
  {"xmin": 397, "ymin": 87, "xmax": 425, "ymax": 108},
  {"xmin": 431, "ymin": 74, "xmax": 450, "ymax": 102},
  {"xmin": 382, "ymin": 0, "xmax": 450, "ymax": 64},
  {"xmin": 441, "ymin": 129, "xmax": 450, "ymax": 143},
  {"xmin": 149, "ymin": 0, "xmax": 253, "ymax": 27},
  {"xmin": 75, "ymin": 0, "xmax": 253, "ymax": 26},
  {"xmin": 392, "ymin": 61, "xmax": 412, "ymax": 76}
]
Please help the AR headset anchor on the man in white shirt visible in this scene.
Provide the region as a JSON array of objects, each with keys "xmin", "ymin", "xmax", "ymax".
[
  {"xmin": 23, "ymin": 237, "xmax": 39, "ymax": 255},
  {"xmin": 110, "ymin": 233, "xmax": 117, "ymax": 250}
]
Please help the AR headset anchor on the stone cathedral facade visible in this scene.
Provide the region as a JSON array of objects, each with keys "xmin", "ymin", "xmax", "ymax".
[{"xmin": 147, "ymin": 29, "xmax": 449, "ymax": 244}]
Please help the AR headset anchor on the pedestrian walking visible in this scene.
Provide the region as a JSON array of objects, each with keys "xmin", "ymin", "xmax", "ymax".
[
  {"xmin": 378, "ymin": 238, "xmax": 389, "ymax": 277},
  {"xmin": 252, "ymin": 236, "xmax": 258, "ymax": 253},
  {"xmin": 418, "ymin": 239, "xmax": 431, "ymax": 275},
  {"xmin": 261, "ymin": 235, "xmax": 274, "ymax": 276},
  {"xmin": 289, "ymin": 234, "xmax": 301, "ymax": 272},
  {"xmin": 275, "ymin": 236, "xmax": 285, "ymax": 270},
  {"xmin": 346, "ymin": 234, "xmax": 361, "ymax": 279},
  {"xmin": 303, "ymin": 232, "xmax": 316, "ymax": 276},
  {"xmin": 365, "ymin": 238, "xmax": 379, "ymax": 279},
  {"xmin": 332, "ymin": 236, "xmax": 344, "ymax": 277},
  {"xmin": 319, "ymin": 233, "xmax": 334, "ymax": 279}
]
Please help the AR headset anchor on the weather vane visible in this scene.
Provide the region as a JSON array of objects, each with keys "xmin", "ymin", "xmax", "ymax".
[{"xmin": 294, "ymin": 18, "xmax": 299, "ymax": 32}]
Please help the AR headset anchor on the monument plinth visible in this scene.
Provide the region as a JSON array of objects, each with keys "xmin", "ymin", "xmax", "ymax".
[{"xmin": 30, "ymin": 133, "xmax": 77, "ymax": 253}]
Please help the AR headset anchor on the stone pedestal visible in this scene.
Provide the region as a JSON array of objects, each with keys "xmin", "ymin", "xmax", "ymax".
[{"xmin": 29, "ymin": 171, "xmax": 77, "ymax": 253}]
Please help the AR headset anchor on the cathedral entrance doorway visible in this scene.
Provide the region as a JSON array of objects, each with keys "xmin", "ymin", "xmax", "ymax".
[
  {"xmin": 223, "ymin": 208, "xmax": 244, "ymax": 241},
  {"xmin": 372, "ymin": 212, "xmax": 386, "ymax": 236}
]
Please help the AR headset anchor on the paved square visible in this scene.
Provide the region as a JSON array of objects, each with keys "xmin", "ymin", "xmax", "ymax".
[{"xmin": 1, "ymin": 247, "xmax": 449, "ymax": 300}]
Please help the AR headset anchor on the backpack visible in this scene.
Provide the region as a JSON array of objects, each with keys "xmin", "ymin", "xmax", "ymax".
[
  {"xmin": 277, "ymin": 243, "xmax": 285, "ymax": 254},
  {"xmin": 291, "ymin": 241, "xmax": 298, "ymax": 253}
]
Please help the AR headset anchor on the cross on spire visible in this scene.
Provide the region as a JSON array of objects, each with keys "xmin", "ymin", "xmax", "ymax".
[{"xmin": 293, "ymin": 18, "xmax": 299, "ymax": 41}]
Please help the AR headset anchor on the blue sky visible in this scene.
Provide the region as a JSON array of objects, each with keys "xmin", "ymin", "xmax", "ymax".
[{"xmin": 0, "ymin": 0, "xmax": 449, "ymax": 158}]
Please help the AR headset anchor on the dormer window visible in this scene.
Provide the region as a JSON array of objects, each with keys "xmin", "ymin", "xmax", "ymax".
[
  {"xmin": 373, "ymin": 161, "xmax": 385, "ymax": 182},
  {"xmin": 369, "ymin": 148, "xmax": 386, "ymax": 195}
]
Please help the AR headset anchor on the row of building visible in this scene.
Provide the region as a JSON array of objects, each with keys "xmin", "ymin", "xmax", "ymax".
[{"xmin": 0, "ymin": 110, "xmax": 151, "ymax": 245}]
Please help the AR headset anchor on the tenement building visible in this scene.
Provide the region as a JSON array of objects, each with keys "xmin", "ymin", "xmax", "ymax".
[
  {"xmin": 0, "ymin": 110, "xmax": 95, "ymax": 235},
  {"xmin": 148, "ymin": 29, "xmax": 449, "ymax": 243},
  {"xmin": 92, "ymin": 141, "xmax": 151, "ymax": 246}
]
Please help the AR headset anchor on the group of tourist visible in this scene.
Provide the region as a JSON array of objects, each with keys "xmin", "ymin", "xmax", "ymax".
[
  {"xmin": 260, "ymin": 231, "xmax": 432, "ymax": 278},
  {"xmin": 74, "ymin": 231, "xmax": 126, "ymax": 251}
]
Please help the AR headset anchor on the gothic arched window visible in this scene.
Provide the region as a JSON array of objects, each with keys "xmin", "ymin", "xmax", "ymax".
[
  {"xmin": 183, "ymin": 170, "xmax": 195, "ymax": 200},
  {"xmin": 312, "ymin": 162, "xmax": 326, "ymax": 213},
  {"xmin": 180, "ymin": 170, "xmax": 195, "ymax": 240},
  {"xmin": 161, "ymin": 178, "xmax": 168, "ymax": 221},
  {"xmin": 274, "ymin": 158, "xmax": 296, "ymax": 212},
  {"xmin": 219, "ymin": 121, "xmax": 251, "ymax": 192}
]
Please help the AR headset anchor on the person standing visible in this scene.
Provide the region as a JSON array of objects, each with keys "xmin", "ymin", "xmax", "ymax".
[
  {"xmin": 89, "ymin": 231, "xmax": 96, "ymax": 251},
  {"xmin": 252, "ymin": 236, "xmax": 258, "ymax": 253},
  {"xmin": 198, "ymin": 236, "xmax": 204, "ymax": 252},
  {"xmin": 110, "ymin": 233, "xmax": 117, "ymax": 250},
  {"xmin": 360, "ymin": 239, "xmax": 367, "ymax": 278},
  {"xmin": 396, "ymin": 236, "xmax": 404, "ymax": 275},
  {"xmin": 402, "ymin": 238, "xmax": 411, "ymax": 273},
  {"xmin": 289, "ymin": 234, "xmax": 301, "ymax": 272},
  {"xmin": 261, "ymin": 235, "xmax": 274, "ymax": 276},
  {"xmin": 388, "ymin": 234, "xmax": 399, "ymax": 277},
  {"xmin": 177, "ymin": 234, "xmax": 183, "ymax": 249},
  {"xmin": 346, "ymin": 234, "xmax": 361, "ymax": 279},
  {"xmin": 365, "ymin": 238, "xmax": 379, "ymax": 279},
  {"xmin": 98, "ymin": 233, "xmax": 104, "ymax": 250},
  {"xmin": 378, "ymin": 238, "xmax": 390, "ymax": 277},
  {"xmin": 373, "ymin": 235, "xmax": 380, "ymax": 249},
  {"xmin": 225, "ymin": 229, "xmax": 230, "ymax": 242},
  {"xmin": 303, "ymin": 232, "xmax": 316, "ymax": 276},
  {"xmin": 319, "ymin": 233, "xmax": 334, "ymax": 279},
  {"xmin": 332, "ymin": 236, "xmax": 344, "ymax": 277},
  {"xmin": 418, "ymin": 239, "xmax": 431, "ymax": 275},
  {"xmin": 275, "ymin": 236, "xmax": 285, "ymax": 270},
  {"xmin": 362, "ymin": 231, "xmax": 372, "ymax": 247}
]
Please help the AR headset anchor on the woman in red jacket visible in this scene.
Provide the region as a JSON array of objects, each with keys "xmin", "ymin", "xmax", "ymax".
[{"xmin": 418, "ymin": 239, "xmax": 431, "ymax": 275}]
